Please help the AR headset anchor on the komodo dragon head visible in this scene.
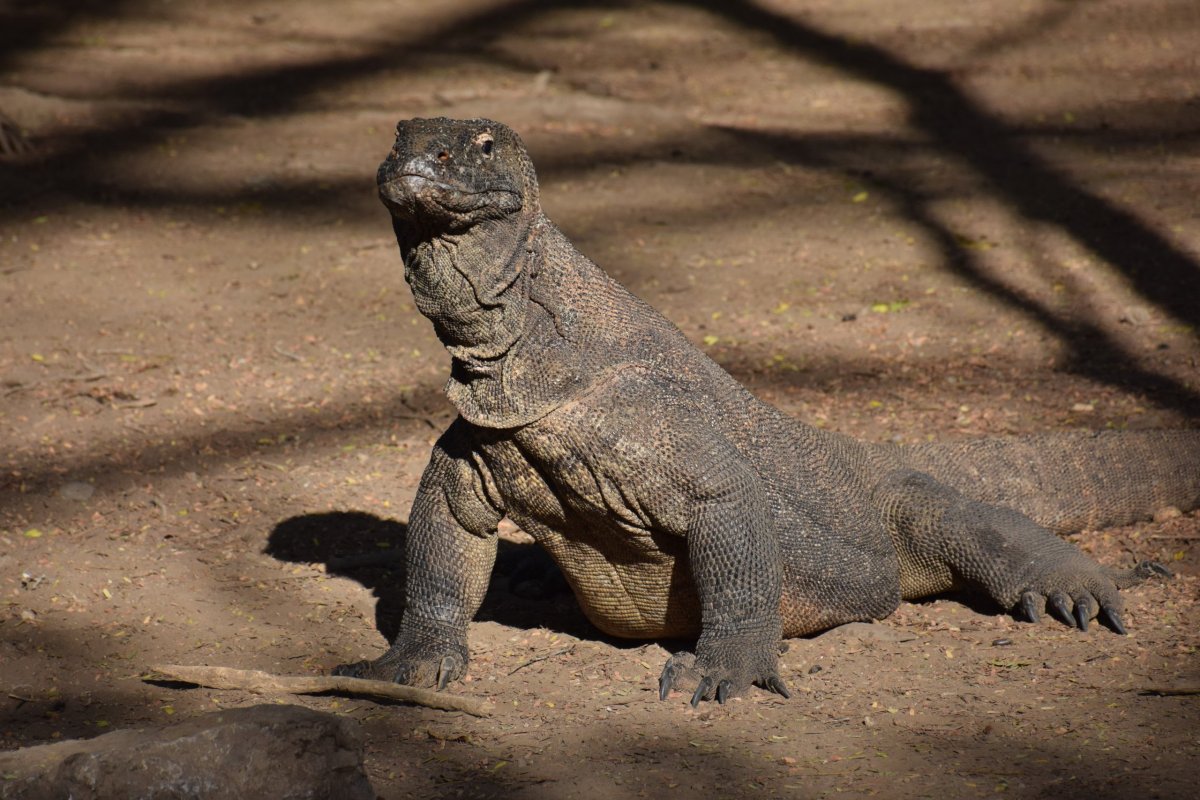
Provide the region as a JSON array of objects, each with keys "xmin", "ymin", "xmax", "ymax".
[
  {"xmin": 377, "ymin": 117, "xmax": 538, "ymax": 232},
  {"xmin": 376, "ymin": 117, "xmax": 543, "ymax": 365}
]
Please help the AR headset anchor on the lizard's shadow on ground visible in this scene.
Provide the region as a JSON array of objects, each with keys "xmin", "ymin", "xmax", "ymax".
[{"xmin": 266, "ymin": 511, "xmax": 668, "ymax": 651}]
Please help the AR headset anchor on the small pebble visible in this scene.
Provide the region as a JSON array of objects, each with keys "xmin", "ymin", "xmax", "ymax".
[{"xmin": 992, "ymin": 638, "xmax": 1013, "ymax": 647}]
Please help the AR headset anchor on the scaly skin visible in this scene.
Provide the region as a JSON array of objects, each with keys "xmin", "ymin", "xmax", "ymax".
[{"xmin": 334, "ymin": 117, "xmax": 1199, "ymax": 705}]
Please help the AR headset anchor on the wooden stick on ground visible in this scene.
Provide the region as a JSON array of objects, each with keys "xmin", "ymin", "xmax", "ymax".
[{"xmin": 146, "ymin": 664, "xmax": 491, "ymax": 717}]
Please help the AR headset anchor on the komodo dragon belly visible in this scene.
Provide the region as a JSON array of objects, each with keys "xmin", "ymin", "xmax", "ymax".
[
  {"xmin": 479, "ymin": 436, "xmax": 703, "ymax": 639},
  {"xmin": 477, "ymin": 421, "xmax": 904, "ymax": 640}
]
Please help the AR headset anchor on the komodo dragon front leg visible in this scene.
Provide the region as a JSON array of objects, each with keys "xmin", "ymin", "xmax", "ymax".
[
  {"xmin": 335, "ymin": 422, "xmax": 501, "ymax": 688},
  {"xmin": 653, "ymin": 456, "xmax": 791, "ymax": 705},
  {"xmin": 521, "ymin": 371, "xmax": 793, "ymax": 706},
  {"xmin": 655, "ymin": 474, "xmax": 793, "ymax": 704}
]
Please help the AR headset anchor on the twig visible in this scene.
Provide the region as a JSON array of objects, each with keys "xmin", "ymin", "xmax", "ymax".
[
  {"xmin": 114, "ymin": 397, "xmax": 157, "ymax": 409},
  {"xmin": 507, "ymin": 645, "xmax": 576, "ymax": 676},
  {"xmin": 2, "ymin": 381, "xmax": 39, "ymax": 397},
  {"xmin": 603, "ymin": 695, "xmax": 649, "ymax": 708},
  {"xmin": 145, "ymin": 664, "xmax": 491, "ymax": 717},
  {"xmin": 1139, "ymin": 686, "xmax": 1200, "ymax": 696},
  {"xmin": 6, "ymin": 370, "xmax": 109, "ymax": 398},
  {"xmin": 273, "ymin": 344, "xmax": 305, "ymax": 362}
]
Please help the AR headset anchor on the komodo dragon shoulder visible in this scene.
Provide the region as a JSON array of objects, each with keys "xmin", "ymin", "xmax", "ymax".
[{"xmin": 334, "ymin": 117, "xmax": 1198, "ymax": 706}]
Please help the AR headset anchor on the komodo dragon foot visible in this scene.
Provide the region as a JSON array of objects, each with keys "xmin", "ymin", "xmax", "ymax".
[
  {"xmin": 658, "ymin": 633, "xmax": 791, "ymax": 707},
  {"xmin": 334, "ymin": 649, "xmax": 464, "ymax": 690},
  {"xmin": 1015, "ymin": 560, "xmax": 1172, "ymax": 634},
  {"xmin": 878, "ymin": 469, "xmax": 1174, "ymax": 637},
  {"xmin": 333, "ymin": 621, "xmax": 469, "ymax": 690}
]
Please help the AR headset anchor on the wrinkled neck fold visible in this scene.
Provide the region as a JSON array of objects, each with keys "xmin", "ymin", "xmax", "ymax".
[
  {"xmin": 397, "ymin": 214, "xmax": 538, "ymax": 365},
  {"xmin": 395, "ymin": 214, "xmax": 592, "ymax": 429}
]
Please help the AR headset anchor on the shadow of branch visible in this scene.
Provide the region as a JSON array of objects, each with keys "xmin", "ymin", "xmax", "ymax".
[{"xmin": 686, "ymin": 0, "xmax": 1200, "ymax": 334}]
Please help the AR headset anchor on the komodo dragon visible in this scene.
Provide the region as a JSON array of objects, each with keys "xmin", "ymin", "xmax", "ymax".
[{"xmin": 335, "ymin": 117, "xmax": 1200, "ymax": 705}]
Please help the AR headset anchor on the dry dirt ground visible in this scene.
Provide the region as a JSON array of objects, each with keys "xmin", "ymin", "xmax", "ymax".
[{"xmin": 2, "ymin": 1, "xmax": 1199, "ymax": 798}]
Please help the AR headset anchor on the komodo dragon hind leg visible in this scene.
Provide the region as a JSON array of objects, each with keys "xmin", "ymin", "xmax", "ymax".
[{"xmin": 874, "ymin": 470, "xmax": 1171, "ymax": 633}]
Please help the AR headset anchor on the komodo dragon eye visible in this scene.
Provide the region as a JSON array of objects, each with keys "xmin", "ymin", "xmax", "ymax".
[{"xmin": 475, "ymin": 132, "xmax": 495, "ymax": 156}]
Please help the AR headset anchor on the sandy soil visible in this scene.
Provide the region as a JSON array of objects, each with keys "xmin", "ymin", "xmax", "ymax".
[{"xmin": 1, "ymin": 1, "xmax": 1198, "ymax": 798}]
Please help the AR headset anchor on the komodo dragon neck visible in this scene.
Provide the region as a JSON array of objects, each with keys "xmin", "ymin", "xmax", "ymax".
[
  {"xmin": 397, "ymin": 211, "xmax": 597, "ymax": 429},
  {"xmin": 378, "ymin": 115, "xmax": 601, "ymax": 429}
]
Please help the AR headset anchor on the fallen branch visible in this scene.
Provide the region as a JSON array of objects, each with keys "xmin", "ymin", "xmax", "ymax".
[{"xmin": 145, "ymin": 664, "xmax": 490, "ymax": 717}]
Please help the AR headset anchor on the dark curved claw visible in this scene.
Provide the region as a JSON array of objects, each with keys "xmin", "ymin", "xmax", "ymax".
[
  {"xmin": 331, "ymin": 661, "xmax": 363, "ymax": 679},
  {"xmin": 691, "ymin": 676, "xmax": 714, "ymax": 708},
  {"xmin": 658, "ymin": 663, "xmax": 677, "ymax": 701},
  {"xmin": 1018, "ymin": 590, "xmax": 1042, "ymax": 623},
  {"xmin": 1100, "ymin": 605, "xmax": 1127, "ymax": 636},
  {"xmin": 716, "ymin": 679, "xmax": 732, "ymax": 705},
  {"xmin": 436, "ymin": 655, "xmax": 456, "ymax": 691},
  {"xmin": 1073, "ymin": 596, "xmax": 1095, "ymax": 632},
  {"xmin": 1047, "ymin": 591, "xmax": 1073, "ymax": 626},
  {"xmin": 764, "ymin": 675, "xmax": 791, "ymax": 699}
]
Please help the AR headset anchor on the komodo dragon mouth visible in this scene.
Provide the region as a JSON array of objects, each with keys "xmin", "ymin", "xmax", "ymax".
[{"xmin": 378, "ymin": 173, "xmax": 517, "ymax": 221}]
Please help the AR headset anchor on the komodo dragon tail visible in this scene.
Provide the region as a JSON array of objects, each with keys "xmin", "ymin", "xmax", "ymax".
[{"xmin": 900, "ymin": 429, "xmax": 1200, "ymax": 534}]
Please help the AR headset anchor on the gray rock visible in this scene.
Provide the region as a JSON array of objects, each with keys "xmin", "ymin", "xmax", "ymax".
[{"xmin": 0, "ymin": 704, "xmax": 375, "ymax": 800}]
